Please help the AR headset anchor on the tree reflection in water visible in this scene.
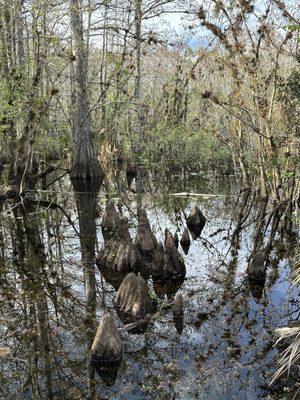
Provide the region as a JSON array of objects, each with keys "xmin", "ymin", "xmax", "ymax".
[{"xmin": 0, "ymin": 173, "xmax": 298, "ymax": 399}]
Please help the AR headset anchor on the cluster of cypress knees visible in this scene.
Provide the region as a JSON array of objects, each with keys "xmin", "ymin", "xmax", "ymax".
[{"xmin": 90, "ymin": 200, "xmax": 206, "ymax": 385}]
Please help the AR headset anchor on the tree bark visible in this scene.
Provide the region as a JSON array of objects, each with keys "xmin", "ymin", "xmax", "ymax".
[
  {"xmin": 134, "ymin": 0, "xmax": 143, "ymax": 198},
  {"xmin": 69, "ymin": 0, "xmax": 103, "ymax": 179},
  {"xmin": 134, "ymin": 0, "xmax": 142, "ymax": 153}
]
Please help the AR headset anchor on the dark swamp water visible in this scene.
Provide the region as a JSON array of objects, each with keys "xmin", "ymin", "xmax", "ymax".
[{"xmin": 0, "ymin": 171, "xmax": 299, "ymax": 400}]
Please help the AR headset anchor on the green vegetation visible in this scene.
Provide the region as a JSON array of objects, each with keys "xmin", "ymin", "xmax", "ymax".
[
  {"xmin": 140, "ymin": 124, "xmax": 232, "ymax": 174},
  {"xmin": 0, "ymin": 0, "xmax": 299, "ymax": 398}
]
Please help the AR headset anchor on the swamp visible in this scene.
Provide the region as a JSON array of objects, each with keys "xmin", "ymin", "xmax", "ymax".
[
  {"xmin": 0, "ymin": 0, "xmax": 299, "ymax": 399},
  {"xmin": 0, "ymin": 173, "xmax": 299, "ymax": 399}
]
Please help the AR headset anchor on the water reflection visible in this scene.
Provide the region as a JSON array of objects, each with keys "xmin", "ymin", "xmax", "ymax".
[
  {"xmin": 153, "ymin": 277, "xmax": 185, "ymax": 299},
  {"xmin": 0, "ymin": 171, "xmax": 298, "ymax": 399},
  {"xmin": 71, "ymin": 177, "xmax": 102, "ymax": 398}
]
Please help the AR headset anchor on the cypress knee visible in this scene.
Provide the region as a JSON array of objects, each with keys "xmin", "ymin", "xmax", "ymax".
[
  {"xmin": 164, "ymin": 229, "xmax": 186, "ymax": 279},
  {"xmin": 187, "ymin": 205, "xmax": 206, "ymax": 239},
  {"xmin": 97, "ymin": 219, "xmax": 142, "ymax": 273},
  {"xmin": 150, "ymin": 241, "xmax": 165, "ymax": 278},
  {"xmin": 180, "ymin": 227, "xmax": 190, "ymax": 254},
  {"xmin": 173, "ymin": 294, "xmax": 184, "ymax": 334},
  {"xmin": 150, "ymin": 231, "xmax": 186, "ymax": 281},
  {"xmin": 135, "ymin": 208, "xmax": 158, "ymax": 262},
  {"xmin": 101, "ymin": 199, "xmax": 120, "ymax": 241},
  {"xmin": 91, "ymin": 312, "xmax": 123, "ymax": 385},
  {"xmin": 174, "ymin": 232, "xmax": 179, "ymax": 249},
  {"xmin": 114, "ymin": 273, "xmax": 154, "ymax": 333}
]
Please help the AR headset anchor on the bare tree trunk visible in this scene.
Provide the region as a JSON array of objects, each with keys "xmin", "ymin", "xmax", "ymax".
[
  {"xmin": 134, "ymin": 0, "xmax": 142, "ymax": 154},
  {"xmin": 134, "ymin": 0, "xmax": 143, "ymax": 197},
  {"xmin": 69, "ymin": 0, "xmax": 103, "ymax": 179}
]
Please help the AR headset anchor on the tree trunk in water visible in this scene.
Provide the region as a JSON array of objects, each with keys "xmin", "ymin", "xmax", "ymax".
[
  {"xmin": 69, "ymin": 0, "xmax": 103, "ymax": 180},
  {"xmin": 72, "ymin": 177, "xmax": 102, "ymax": 398}
]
